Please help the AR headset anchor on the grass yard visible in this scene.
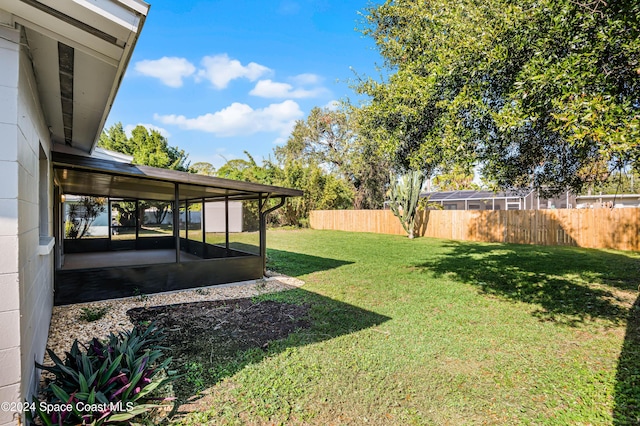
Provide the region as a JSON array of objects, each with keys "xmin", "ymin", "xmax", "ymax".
[{"xmin": 175, "ymin": 229, "xmax": 640, "ymax": 425}]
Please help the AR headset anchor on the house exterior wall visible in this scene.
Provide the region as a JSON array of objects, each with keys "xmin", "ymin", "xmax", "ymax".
[
  {"xmin": 0, "ymin": 23, "xmax": 54, "ymax": 425},
  {"xmin": 0, "ymin": 24, "xmax": 22, "ymax": 426},
  {"xmin": 439, "ymin": 199, "xmax": 509, "ymax": 210},
  {"xmin": 17, "ymin": 31, "xmax": 55, "ymax": 409},
  {"xmin": 576, "ymin": 195, "xmax": 640, "ymax": 209},
  {"xmin": 431, "ymin": 192, "xmax": 577, "ymax": 211}
]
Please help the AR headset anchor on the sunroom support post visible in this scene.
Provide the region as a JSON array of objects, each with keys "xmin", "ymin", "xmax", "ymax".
[
  {"xmin": 259, "ymin": 194, "xmax": 263, "ymax": 265},
  {"xmin": 201, "ymin": 197, "xmax": 206, "ymax": 246},
  {"xmin": 185, "ymin": 200, "xmax": 189, "ymax": 241},
  {"xmin": 107, "ymin": 197, "xmax": 112, "ymax": 242},
  {"xmin": 174, "ymin": 183, "xmax": 180, "ymax": 263},
  {"xmin": 135, "ymin": 199, "xmax": 140, "ymax": 241},
  {"xmin": 259, "ymin": 195, "xmax": 285, "ymax": 276},
  {"xmin": 225, "ymin": 194, "xmax": 229, "ymax": 250}
]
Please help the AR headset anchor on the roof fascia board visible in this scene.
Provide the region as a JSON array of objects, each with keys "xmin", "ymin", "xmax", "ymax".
[
  {"xmin": 112, "ymin": 0, "xmax": 149, "ymax": 16},
  {"xmin": 12, "ymin": 15, "xmax": 121, "ymax": 64},
  {"xmin": 71, "ymin": 0, "xmax": 141, "ymax": 32},
  {"xmin": 21, "ymin": 0, "xmax": 145, "ymax": 41}
]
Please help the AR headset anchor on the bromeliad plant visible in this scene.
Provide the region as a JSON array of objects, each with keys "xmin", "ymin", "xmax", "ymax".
[{"xmin": 31, "ymin": 324, "xmax": 176, "ymax": 425}]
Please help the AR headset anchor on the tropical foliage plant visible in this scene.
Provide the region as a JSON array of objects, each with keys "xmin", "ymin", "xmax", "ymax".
[{"xmin": 31, "ymin": 325, "xmax": 175, "ymax": 425}]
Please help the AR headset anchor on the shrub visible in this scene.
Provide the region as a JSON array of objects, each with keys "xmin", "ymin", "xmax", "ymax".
[
  {"xmin": 78, "ymin": 306, "xmax": 110, "ymax": 322},
  {"xmin": 31, "ymin": 324, "xmax": 176, "ymax": 425}
]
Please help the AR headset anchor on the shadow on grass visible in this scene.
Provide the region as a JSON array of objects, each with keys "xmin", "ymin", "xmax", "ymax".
[
  {"xmin": 614, "ymin": 294, "xmax": 640, "ymax": 425},
  {"xmin": 267, "ymin": 248, "xmax": 354, "ymax": 277},
  {"xmin": 127, "ymin": 287, "xmax": 390, "ymax": 415},
  {"xmin": 415, "ymin": 241, "xmax": 639, "ymax": 326},
  {"xmin": 416, "ymin": 241, "xmax": 640, "ymax": 423}
]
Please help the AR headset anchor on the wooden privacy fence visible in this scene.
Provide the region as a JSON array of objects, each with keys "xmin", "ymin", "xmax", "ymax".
[{"xmin": 309, "ymin": 209, "xmax": 640, "ymax": 251}]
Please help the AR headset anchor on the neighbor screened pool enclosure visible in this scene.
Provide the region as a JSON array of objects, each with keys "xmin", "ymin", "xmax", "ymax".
[{"xmin": 52, "ymin": 152, "xmax": 302, "ymax": 305}]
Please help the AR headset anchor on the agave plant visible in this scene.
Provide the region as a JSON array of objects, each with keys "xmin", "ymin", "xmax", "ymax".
[
  {"xmin": 388, "ymin": 170, "xmax": 425, "ymax": 238},
  {"xmin": 31, "ymin": 324, "xmax": 176, "ymax": 425}
]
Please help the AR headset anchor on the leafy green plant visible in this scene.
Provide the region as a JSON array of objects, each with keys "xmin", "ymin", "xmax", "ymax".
[
  {"xmin": 78, "ymin": 306, "xmax": 110, "ymax": 323},
  {"xmin": 133, "ymin": 287, "xmax": 149, "ymax": 302},
  {"xmin": 31, "ymin": 324, "xmax": 175, "ymax": 425},
  {"xmin": 194, "ymin": 288, "xmax": 209, "ymax": 296},
  {"xmin": 184, "ymin": 362, "xmax": 206, "ymax": 391}
]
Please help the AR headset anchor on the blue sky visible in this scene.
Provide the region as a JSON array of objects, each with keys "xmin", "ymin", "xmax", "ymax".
[{"xmin": 106, "ymin": 0, "xmax": 382, "ymax": 169}]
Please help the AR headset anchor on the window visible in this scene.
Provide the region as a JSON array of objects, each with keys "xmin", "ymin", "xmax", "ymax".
[
  {"xmin": 468, "ymin": 204, "xmax": 480, "ymax": 210},
  {"xmin": 444, "ymin": 204, "xmax": 458, "ymax": 210},
  {"xmin": 38, "ymin": 145, "xmax": 55, "ymax": 255}
]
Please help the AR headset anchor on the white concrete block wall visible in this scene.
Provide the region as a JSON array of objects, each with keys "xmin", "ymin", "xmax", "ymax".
[
  {"xmin": 0, "ymin": 24, "xmax": 23, "ymax": 426},
  {"xmin": 16, "ymin": 30, "xmax": 54, "ymax": 415},
  {"xmin": 0, "ymin": 22, "xmax": 55, "ymax": 425}
]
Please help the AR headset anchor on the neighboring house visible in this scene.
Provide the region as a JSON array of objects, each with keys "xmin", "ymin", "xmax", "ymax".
[
  {"xmin": 91, "ymin": 147, "xmax": 134, "ymax": 163},
  {"xmin": 576, "ymin": 193, "xmax": 640, "ymax": 209},
  {"xmin": 0, "ymin": 2, "xmax": 149, "ymax": 424},
  {"xmin": 419, "ymin": 190, "xmax": 577, "ymax": 211},
  {"xmin": 205, "ymin": 201, "xmax": 248, "ymax": 233}
]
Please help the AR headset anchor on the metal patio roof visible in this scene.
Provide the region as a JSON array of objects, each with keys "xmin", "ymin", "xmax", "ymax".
[{"xmin": 53, "ymin": 151, "xmax": 303, "ymax": 202}]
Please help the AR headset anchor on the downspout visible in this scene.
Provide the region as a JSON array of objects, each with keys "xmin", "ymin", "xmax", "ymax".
[{"xmin": 259, "ymin": 195, "xmax": 286, "ymax": 276}]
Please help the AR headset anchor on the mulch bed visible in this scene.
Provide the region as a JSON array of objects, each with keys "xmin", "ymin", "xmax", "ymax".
[{"xmin": 127, "ymin": 298, "xmax": 311, "ymax": 406}]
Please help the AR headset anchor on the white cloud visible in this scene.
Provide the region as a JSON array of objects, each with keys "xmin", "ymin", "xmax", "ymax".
[
  {"xmin": 154, "ymin": 100, "xmax": 304, "ymax": 137},
  {"xmin": 250, "ymin": 79, "xmax": 328, "ymax": 99},
  {"xmin": 324, "ymin": 100, "xmax": 341, "ymax": 111},
  {"xmin": 124, "ymin": 123, "xmax": 171, "ymax": 138},
  {"xmin": 196, "ymin": 54, "xmax": 271, "ymax": 89},
  {"xmin": 290, "ymin": 73, "xmax": 322, "ymax": 85},
  {"xmin": 134, "ymin": 57, "xmax": 195, "ymax": 88}
]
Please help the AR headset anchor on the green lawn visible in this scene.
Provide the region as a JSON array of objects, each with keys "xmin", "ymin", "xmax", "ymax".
[{"xmin": 176, "ymin": 229, "xmax": 640, "ymax": 425}]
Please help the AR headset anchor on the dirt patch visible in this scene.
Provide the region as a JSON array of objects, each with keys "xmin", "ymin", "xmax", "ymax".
[{"xmin": 127, "ymin": 298, "xmax": 311, "ymax": 408}]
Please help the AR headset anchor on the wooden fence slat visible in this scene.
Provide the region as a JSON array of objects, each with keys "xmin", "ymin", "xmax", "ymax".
[{"xmin": 309, "ymin": 209, "xmax": 640, "ymax": 251}]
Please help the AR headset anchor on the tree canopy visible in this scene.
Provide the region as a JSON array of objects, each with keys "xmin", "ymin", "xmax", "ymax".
[
  {"xmin": 356, "ymin": 0, "xmax": 639, "ymax": 196},
  {"xmin": 99, "ymin": 123, "xmax": 189, "ymax": 171},
  {"xmin": 189, "ymin": 161, "xmax": 216, "ymax": 176},
  {"xmin": 276, "ymin": 106, "xmax": 389, "ymax": 208},
  {"xmin": 215, "ymin": 152, "xmax": 353, "ymax": 227}
]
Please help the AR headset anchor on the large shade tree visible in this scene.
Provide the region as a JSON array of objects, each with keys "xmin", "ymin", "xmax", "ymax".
[
  {"xmin": 276, "ymin": 106, "xmax": 389, "ymax": 209},
  {"xmin": 356, "ymin": 0, "xmax": 639, "ymax": 196}
]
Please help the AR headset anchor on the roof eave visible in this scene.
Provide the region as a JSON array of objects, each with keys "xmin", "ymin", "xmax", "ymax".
[{"xmin": 89, "ymin": 3, "xmax": 148, "ymax": 154}]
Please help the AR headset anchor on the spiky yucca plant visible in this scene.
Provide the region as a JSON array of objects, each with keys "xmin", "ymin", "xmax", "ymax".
[{"xmin": 388, "ymin": 170, "xmax": 424, "ymax": 239}]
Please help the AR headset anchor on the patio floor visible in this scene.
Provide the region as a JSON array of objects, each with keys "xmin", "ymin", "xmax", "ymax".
[{"xmin": 61, "ymin": 249, "xmax": 202, "ymax": 270}]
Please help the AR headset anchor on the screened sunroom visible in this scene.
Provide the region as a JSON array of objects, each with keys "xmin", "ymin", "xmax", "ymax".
[{"xmin": 52, "ymin": 152, "xmax": 302, "ymax": 305}]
